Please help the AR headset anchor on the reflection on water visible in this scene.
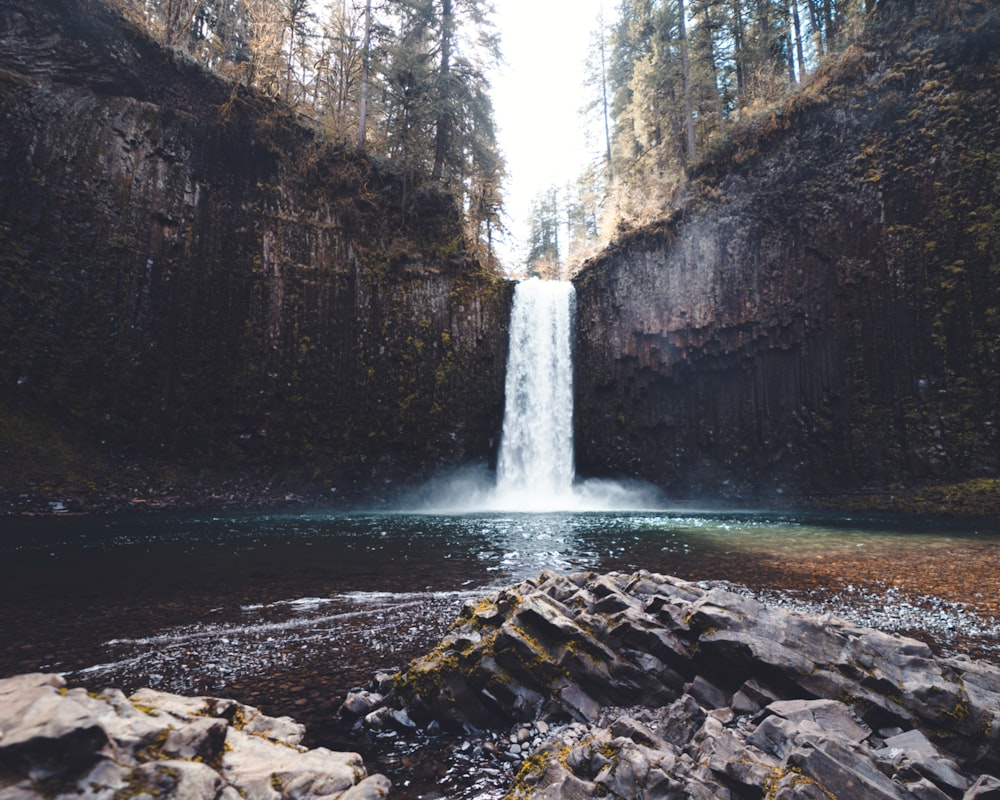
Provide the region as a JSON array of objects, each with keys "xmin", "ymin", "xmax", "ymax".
[
  {"xmin": 1, "ymin": 506, "xmax": 999, "ymax": 704},
  {"xmin": 3, "ymin": 506, "xmax": 998, "ymax": 800},
  {"xmin": 2, "ymin": 506, "xmax": 999, "ymax": 593}
]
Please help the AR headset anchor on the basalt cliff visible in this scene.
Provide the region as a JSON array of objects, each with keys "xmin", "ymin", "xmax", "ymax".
[
  {"xmin": 1, "ymin": 0, "xmax": 999, "ymax": 511},
  {"xmin": 573, "ymin": 2, "xmax": 1000, "ymax": 509},
  {"xmin": 0, "ymin": 0, "xmax": 511, "ymax": 507}
]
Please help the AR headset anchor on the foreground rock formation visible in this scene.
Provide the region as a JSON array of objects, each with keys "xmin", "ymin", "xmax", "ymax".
[
  {"xmin": 0, "ymin": 673, "xmax": 388, "ymax": 799},
  {"xmin": 369, "ymin": 570, "xmax": 1000, "ymax": 799}
]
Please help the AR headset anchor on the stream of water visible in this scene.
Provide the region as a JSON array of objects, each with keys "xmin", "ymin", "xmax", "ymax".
[{"xmin": 495, "ymin": 278, "xmax": 577, "ymax": 508}]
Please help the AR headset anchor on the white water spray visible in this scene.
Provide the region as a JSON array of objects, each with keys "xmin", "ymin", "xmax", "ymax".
[
  {"xmin": 494, "ymin": 278, "xmax": 576, "ymax": 508},
  {"xmin": 403, "ymin": 278, "xmax": 665, "ymax": 512}
]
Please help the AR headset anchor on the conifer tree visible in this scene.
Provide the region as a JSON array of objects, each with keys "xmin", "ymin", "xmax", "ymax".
[{"xmin": 525, "ymin": 187, "xmax": 562, "ymax": 278}]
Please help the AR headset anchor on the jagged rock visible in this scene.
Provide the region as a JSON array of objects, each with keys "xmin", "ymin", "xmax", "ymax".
[
  {"xmin": 0, "ymin": 673, "xmax": 388, "ymax": 800},
  {"xmin": 878, "ymin": 729, "xmax": 970, "ymax": 796},
  {"xmin": 764, "ymin": 698, "xmax": 872, "ymax": 744},
  {"xmin": 338, "ymin": 689, "xmax": 385, "ymax": 719},
  {"xmin": 376, "ymin": 570, "xmax": 1000, "ymax": 799},
  {"xmin": 965, "ymin": 775, "xmax": 1000, "ymax": 799}
]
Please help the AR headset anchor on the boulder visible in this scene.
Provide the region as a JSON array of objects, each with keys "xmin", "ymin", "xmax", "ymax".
[
  {"xmin": 0, "ymin": 673, "xmax": 388, "ymax": 800},
  {"xmin": 375, "ymin": 570, "xmax": 1000, "ymax": 800}
]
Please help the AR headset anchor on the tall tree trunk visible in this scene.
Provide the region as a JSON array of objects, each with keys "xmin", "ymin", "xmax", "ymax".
[
  {"xmin": 805, "ymin": 0, "xmax": 824, "ymax": 56},
  {"xmin": 732, "ymin": 0, "xmax": 747, "ymax": 101},
  {"xmin": 284, "ymin": 27, "xmax": 294, "ymax": 103},
  {"xmin": 599, "ymin": 9, "xmax": 613, "ymax": 181},
  {"xmin": 702, "ymin": 2, "xmax": 726, "ymax": 124},
  {"xmin": 791, "ymin": 0, "xmax": 806, "ymax": 80},
  {"xmin": 678, "ymin": 0, "xmax": 697, "ymax": 164},
  {"xmin": 786, "ymin": 0, "xmax": 797, "ymax": 83},
  {"xmin": 823, "ymin": 0, "xmax": 835, "ymax": 50},
  {"xmin": 357, "ymin": 0, "xmax": 371, "ymax": 152},
  {"xmin": 431, "ymin": 0, "xmax": 454, "ymax": 182}
]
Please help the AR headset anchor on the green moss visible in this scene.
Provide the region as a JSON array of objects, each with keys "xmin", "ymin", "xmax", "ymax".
[
  {"xmin": 944, "ymin": 696, "xmax": 971, "ymax": 723},
  {"xmin": 394, "ymin": 644, "xmax": 467, "ymax": 699},
  {"xmin": 810, "ymin": 478, "xmax": 1000, "ymax": 517},
  {"xmin": 504, "ymin": 753, "xmax": 551, "ymax": 800},
  {"xmin": 130, "ymin": 701, "xmax": 160, "ymax": 717},
  {"xmin": 763, "ymin": 766, "xmax": 837, "ymax": 800},
  {"xmin": 136, "ymin": 727, "xmax": 171, "ymax": 763}
]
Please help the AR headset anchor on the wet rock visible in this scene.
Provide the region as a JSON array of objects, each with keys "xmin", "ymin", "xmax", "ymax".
[
  {"xmin": 0, "ymin": 673, "xmax": 388, "ymax": 800},
  {"xmin": 339, "ymin": 689, "xmax": 385, "ymax": 719},
  {"xmin": 376, "ymin": 570, "xmax": 1000, "ymax": 799},
  {"xmin": 338, "ymin": 774, "xmax": 393, "ymax": 800},
  {"xmin": 965, "ymin": 775, "xmax": 1000, "ymax": 799}
]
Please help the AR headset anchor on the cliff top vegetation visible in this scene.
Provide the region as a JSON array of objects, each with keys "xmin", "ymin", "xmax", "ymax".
[
  {"xmin": 524, "ymin": 0, "xmax": 999, "ymax": 279},
  {"xmin": 56, "ymin": 0, "xmax": 507, "ymax": 272}
]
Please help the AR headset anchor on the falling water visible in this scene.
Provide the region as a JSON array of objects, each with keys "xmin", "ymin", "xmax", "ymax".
[
  {"xmin": 403, "ymin": 277, "xmax": 665, "ymax": 512},
  {"xmin": 494, "ymin": 278, "xmax": 576, "ymax": 508}
]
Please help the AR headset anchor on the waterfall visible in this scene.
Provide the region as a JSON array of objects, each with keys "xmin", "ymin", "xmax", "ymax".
[
  {"xmin": 494, "ymin": 278, "xmax": 576, "ymax": 508},
  {"xmin": 401, "ymin": 277, "xmax": 665, "ymax": 513}
]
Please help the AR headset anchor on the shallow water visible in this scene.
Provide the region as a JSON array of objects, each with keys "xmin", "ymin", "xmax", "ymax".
[
  {"xmin": 2, "ymin": 506, "xmax": 999, "ymax": 797},
  {"xmin": 3, "ymin": 506, "xmax": 998, "ymax": 675}
]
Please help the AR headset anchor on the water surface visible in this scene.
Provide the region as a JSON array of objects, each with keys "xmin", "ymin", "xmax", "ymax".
[
  {"xmin": 3, "ymin": 506, "xmax": 998, "ymax": 683},
  {"xmin": 3, "ymin": 505, "xmax": 998, "ymax": 796}
]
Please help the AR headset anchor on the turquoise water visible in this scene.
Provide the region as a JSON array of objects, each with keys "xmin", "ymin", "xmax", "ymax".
[
  {"xmin": 1, "ymin": 507, "xmax": 998, "ymax": 708},
  {"xmin": 3, "ymin": 506, "xmax": 995, "ymax": 578}
]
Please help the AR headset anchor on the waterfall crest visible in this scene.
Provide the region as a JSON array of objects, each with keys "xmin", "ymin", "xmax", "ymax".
[{"xmin": 494, "ymin": 278, "xmax": 576, "ymax": 508}]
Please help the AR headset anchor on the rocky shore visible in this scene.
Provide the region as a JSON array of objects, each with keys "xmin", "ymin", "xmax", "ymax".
[
  {"xmin": 0, "ymin": 673, "xmax": 389, "ymax": 800},
  {"xmin": 5, "ymin": 570, "xmax": 1000, "ymax": 799},
  {"xmin": 350, "ymin": 570, "xmax": 1000, "ymax": 799}
]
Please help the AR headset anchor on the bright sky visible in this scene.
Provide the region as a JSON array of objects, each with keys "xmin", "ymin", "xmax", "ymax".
[{"xmin": 490, "ymin": 0, "xmax": 607, "ymax": 270}]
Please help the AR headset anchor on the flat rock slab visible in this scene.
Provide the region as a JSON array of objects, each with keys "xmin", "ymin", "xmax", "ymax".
[
  {"xmin": 372, "ymin": 569, "xmax": 1000, "ymax": 799},
  {"xmin": 0, "ymin": 673, "xmax": 389, "ymax": 800}
]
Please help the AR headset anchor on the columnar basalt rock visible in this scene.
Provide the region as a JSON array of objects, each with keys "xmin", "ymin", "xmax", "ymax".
[
  {"xmin": 572, "ymin": 6, "xmax": 1000, "ymax": 504},
  {"xmin": 0, "ymin": 0, "xmax": 512, "ymax": 501},
  {"xmin": 372, "ymin": 570, "xmax": 1000, "ymax": 799}
]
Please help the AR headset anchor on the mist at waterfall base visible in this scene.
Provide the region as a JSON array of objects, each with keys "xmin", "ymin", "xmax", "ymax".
[{"xmin": 400, "ymin": 278, "xmax": 666, "ymax": 514}]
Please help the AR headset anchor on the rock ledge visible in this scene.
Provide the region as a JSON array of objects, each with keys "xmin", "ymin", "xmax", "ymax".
[{"xmin": 359, "ymin": 570, "xmax": 1000, "ymax": 799}]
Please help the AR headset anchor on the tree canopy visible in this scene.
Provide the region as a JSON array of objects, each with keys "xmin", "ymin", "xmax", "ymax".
[
  {"xmin": 523, "ymin": 0, "xmax": 876, "ymax": 277},
  {"xmin": 113, "ymin": 0, "xmax": 504, "ymax": 265}
]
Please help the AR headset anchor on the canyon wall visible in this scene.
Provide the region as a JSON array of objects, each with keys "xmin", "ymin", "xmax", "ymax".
[
  {"xmin": 0, "ymin": 0, "xmax": 511, "ymax": 501},
  {"xmin": 574, "ymin": 6, "xmax": 1000, "ymax": 502}
]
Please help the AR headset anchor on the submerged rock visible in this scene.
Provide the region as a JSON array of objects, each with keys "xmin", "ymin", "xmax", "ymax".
[
  {"xmin": 371, "ymin": 569, "xmax": 1000, "ymax": 799},
  {"xmin": 0, "ymin": 673, "xmax": 389, "ymax": 800}
]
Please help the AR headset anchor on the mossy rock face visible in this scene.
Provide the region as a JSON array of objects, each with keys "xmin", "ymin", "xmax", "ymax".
[
  {"xmin": 803, "ymin": 478, "xmax": 1000, "ymax": 518},
  {"xmin": 0, "ymin": 0, "xmax": 513, "ymax": 501},
  {"xmin": 572, "ymin": 2, "xmax": 1000, "ymax": 506}
]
